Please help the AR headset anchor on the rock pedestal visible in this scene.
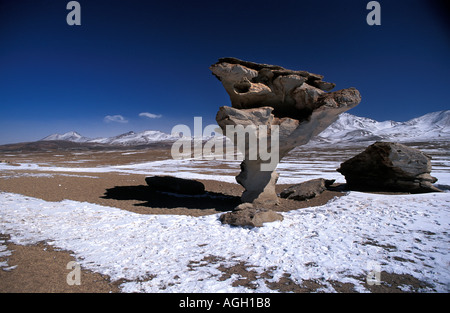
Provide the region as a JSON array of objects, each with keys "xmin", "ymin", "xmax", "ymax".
[{"xmin": 211, "ymin": 57, "xmax": 361, "ymax": 206}]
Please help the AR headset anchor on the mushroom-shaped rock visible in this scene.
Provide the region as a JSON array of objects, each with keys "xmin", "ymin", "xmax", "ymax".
[{"xmin": 210, "ymin": 58, "xmax": 361, "ymax": 205}]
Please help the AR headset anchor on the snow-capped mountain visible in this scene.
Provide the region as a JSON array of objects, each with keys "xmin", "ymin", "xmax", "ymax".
[
  {"xmin": 314, "ymin": 110, "xmax": 450, "ymax": 144},
  {"xmin": 40, "ymin": 131, "xmax": 90, "ymax": 143},
  {"xmin": 41, "ymin": 110, "xmax": 450, "ymax": 147},
  {"xmin": 88, "ymin": 130, "xmax": 182, "ymax": 145},
  {"xmin": 41, "ymin": 130, "xmax": 182, "ymax": 146}
]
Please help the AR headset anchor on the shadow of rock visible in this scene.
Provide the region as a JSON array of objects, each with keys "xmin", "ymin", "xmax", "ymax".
[
  {"xmin": 101, "ymin": 185, "xmax": 241, "ymax": 212},
  {"xmin": 145, "ymin": 175, "xmax": 206, "ymax": 195},
  {"xmin": 434, "ymin": 184, "xmax": 450, "ymax": 192}
]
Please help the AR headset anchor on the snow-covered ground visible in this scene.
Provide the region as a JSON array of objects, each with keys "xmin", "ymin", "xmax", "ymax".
[
  {"xmin": 0, "ymin": 190, "xmax": 449, "ymax": 292},
  {"xmin": 1, "ymin": 144, "xmax": 449, "ymax": 186},
  {"xmin": 0, "ymin": 142, "xmax": 449, "ymax": 292}
]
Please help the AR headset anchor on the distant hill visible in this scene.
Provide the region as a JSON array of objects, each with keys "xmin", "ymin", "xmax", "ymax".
[
  {"xmin": 0, "ymin": 140, "xmax": 107, "ymax": 152},
  {"xmin": 0, "ymin": 138, "xmax": 174, "ymax": 153}
]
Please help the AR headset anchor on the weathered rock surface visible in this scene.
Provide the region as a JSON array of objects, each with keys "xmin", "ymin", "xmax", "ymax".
[
  {"xmin": 219, "ymin": 203, "xmax": 283, "ymax": 227},
  {"xmin": 145, "ymin": 176, "xmax": 205, "ymax": 195},
  {"xmin": 280, "ymin": 178, "xmax": 335, "ymax": 201},
  {"xmin": 337, "ymin": 142, "xmax": 441, "ymax": 193},
  {"xmin": 211, "ymin": 57, "xmax": 361, "ymax": 205}
]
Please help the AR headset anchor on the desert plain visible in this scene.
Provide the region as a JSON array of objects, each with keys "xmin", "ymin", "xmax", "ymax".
[{"xmin": 0, "ymin": 140, "xmax": 449, "ymax": 293}]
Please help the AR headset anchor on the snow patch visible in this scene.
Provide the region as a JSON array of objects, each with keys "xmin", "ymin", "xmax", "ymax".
[{"xmin": 1, "ymin": 191, "xmax": 449, "ymax": 292}]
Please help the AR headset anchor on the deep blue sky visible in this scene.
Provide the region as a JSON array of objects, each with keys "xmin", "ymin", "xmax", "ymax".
[{"xmin": 0, "ymin": 0, "xmax": 449, "ymax": 144}]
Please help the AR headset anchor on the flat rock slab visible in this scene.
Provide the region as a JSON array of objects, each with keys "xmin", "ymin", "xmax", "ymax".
[
  {"xmin": 280, "ymin": 178, "xmax": 335, "ymax": 201},
  {"xmin": 145, "ymin": 176, "xmax": 205, "ymax": 195}
]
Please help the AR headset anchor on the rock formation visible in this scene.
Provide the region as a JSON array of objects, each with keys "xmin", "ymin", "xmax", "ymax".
[
  {"xmin": 210, "ymin": 57, "xmax": 361, "ymax": 206},
  {"xmin": 280, "ymin": 178, "xmax": 335, "ymax": 201},
  {"xmin": 219, "ymin": 203, "xmax": 283, "ymax": 228},
  {"xmin": 337, "ymin": 142, "xmax": 441, "ymax": 193}
]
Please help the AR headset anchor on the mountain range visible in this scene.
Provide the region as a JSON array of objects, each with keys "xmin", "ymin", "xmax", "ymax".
[
  {"xmin": 313, "ymin": 110, "xmax": 450, "ymax": 144},
  {"xmin": 41, "ymin": 130, "xmax": 183, "ymax": 146},
  {"xmin": 40, "ymin": 110, "xmax": 450, "ymax": 146}
]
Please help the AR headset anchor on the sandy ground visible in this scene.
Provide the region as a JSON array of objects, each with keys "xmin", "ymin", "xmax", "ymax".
[
  {"xmin": 0, "ymin": 145, "xmax": 443, "ymax": 293},
  {"xmin": 0, "ymin": 233, "xmax": 121, "ymax": 293}
]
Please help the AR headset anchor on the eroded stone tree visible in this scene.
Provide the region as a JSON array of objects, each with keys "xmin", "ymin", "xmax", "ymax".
[{"xmin": 210, "ymin": 57, "xmax": 361, "ymax": 206}]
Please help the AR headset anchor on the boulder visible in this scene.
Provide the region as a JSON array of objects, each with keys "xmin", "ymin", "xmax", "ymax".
[
  {"xmin": 211, "ymin": 57, "xmax": 361, "ymax": 205},
  {"xmin": 337, "ymin": 142, "xmax": 441, "ymax": 193},
  {"xmin": 145, "ymin": 176, "xmax": 206, "ymax": 195},
  {"xmin": 280, "ymin": 178, "xmax": 335, "ymax": 201},
  {"xmin": 219, "ymin": 203, "xmax": 283, "ymax": 227}
]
